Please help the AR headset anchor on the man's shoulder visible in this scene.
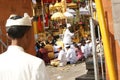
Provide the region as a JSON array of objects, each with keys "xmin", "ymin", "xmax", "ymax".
[
  {"xmin": 24, "ymin": 53, "xmax": 45, "ymax": 67},
  {"xmin": 68, "ymin": 48, "xmax": 74, "ymax": 53},
  {"xmin": 18, "ymin": 52, "xmax": 44, "ymax": 64},
  {"xmin": 0, "ymin": 52, "xmax": 44, "ymax": 66}
]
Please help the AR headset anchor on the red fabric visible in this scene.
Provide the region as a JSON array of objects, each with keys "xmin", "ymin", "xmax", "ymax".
[
  {"xmin": 66, "ymin": 0, "xmax": 72, "ymax": 3},
  {"xmin": 76, "ymin": 49, "xmax": 84, "ymax": 60},
  {"xmin": 37, "ymin": 17, "xmax": 43, "ymax": 32},
  {"xmin": 39, "ymin": 48, "xmax": 50, "ymax": 64},
  {"xmin": 45, "ymin": 14, "xmax": 49, "ymax": 27}
]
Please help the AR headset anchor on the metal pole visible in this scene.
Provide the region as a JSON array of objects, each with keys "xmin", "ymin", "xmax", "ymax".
[
  {"xmin": 41, "ymin": 0, "xmax": 45, "ymax": 31},
  {"xmin": 99, "ymin": 52, "xmax": 105, "ymax": 80},
  {"xmin": 94, "ymin": 0, "xmax": 117, "ymax": 80},
  {"xmin": 98, "ymin": 26, "xmax": 105, "ymax": 80},
  {"xmin": 0, "ymin": 39, "xmax": 7, "ymax": 49},
  {"xmin": 97, "ymin": 25, "xmax": 101, "ymax": 41},
  {"xmin": 89, "ymin": 18, "xmax": 99, "ymax": 80},
  {"xmin": 89, "ymin": 0, "xmax": 99, "ymax": 80}
]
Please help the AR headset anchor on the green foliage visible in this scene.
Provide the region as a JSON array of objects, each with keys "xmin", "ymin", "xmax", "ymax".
[{"xmin": 80, "ymin": 0, "xmax": 85, "ymax": 2}]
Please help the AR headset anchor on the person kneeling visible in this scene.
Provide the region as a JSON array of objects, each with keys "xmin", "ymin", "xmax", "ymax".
[{"xmin": 50, "ymin": 46, "xmax": 67, "ymax": 67}]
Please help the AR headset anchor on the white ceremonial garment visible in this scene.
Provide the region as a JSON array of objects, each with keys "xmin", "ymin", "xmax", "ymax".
[
  {"xmin": 0, "ymin": 45, "xmax": 49, "ymax": 80},
  {"xmin": 57, "ymin": 50, "xmax": 67, "ymax": 66},
  {"xmin": 63, "ymin": 29, "xmax": 74, "ymax": 45},
  {"xmin": 84, "ymin": 43, "xmax": 91, "ymax": 58},
  {"xmin": 66, "ymin": 48, "xmax": 77, "ymax": 64},
  {"xmin": 81, "ymin": 45, "xmax": 85, "ymax": 54},
  {"xmin": 89, "ymin": 42, "xmax": 92, "ymax": 53}
]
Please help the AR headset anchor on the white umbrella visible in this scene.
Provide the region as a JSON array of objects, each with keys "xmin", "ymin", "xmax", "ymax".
[
  {"xmin": 51, "ymin": 12, "xmax": 66, "ymax": 20},
  {"xmin": 63, "ymin": 11, "xmax": 74, "ymax": 18}
]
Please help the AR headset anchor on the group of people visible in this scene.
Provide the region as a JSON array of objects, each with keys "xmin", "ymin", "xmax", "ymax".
[
  {"xmin": 34, "ymin": 23, "xmax": 84, "ymax": 67},
  {"xmin": 50, "ymin": 38, "xmax": 97, "ymax": 67},
  {"xmin": 35, "ymin": 22, "xmax": 105, "ymax": 68},
  {"xmin": 0, "ymin": 12, "xmax": 104, "ymax": 80},
  {"xmin": 35, "ymin": 38, "xmax": 93, "ymax": 67},
  {"xmin": 50, "ymin": 43, "xmax": 84, "ymax": 67},
  {"xmin": 34, "ymin": 23, "xmax": 93, "ymax": 67}
]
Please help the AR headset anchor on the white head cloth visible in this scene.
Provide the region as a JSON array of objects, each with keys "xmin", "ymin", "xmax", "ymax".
[
  {"xmin": 56, "ymin": 45, "xmax": 62, "ymax": 49},
  {"xmin": 6, "ymin": 13, "xmax": 32, "ymax": 27},
  {"xmin": 86, "ymin": 40, "xmax": 90, "ymax": 43},
  {"xmin": 65, "ymin": 44, "xmax": 70, "ymax": 48},
  {"xmin": 67, "ymin": 23, "xmax": 71, "ymax": 28}
]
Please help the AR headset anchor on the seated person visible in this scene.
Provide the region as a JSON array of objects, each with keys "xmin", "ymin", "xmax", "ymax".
[
  {"xmin": 74, "ymin": 44, "xmax": 84, "ymax": 61},
  {"xmin": 46, "ymin": 34, "xmax": 55, "ymax": 45},
  {"xmin": 65, "ymin": 44, "xmax": 77, "ymax": 64},
  {"xmin": 44, "ymin": 41, "xmax": 55, "ymax": 60},
  {"xmin": 50, "ymin": 46, "xmax": 67, "ymax": 67},
  {"xmin": 39, "ymin": 42, "xmax": 50, "ymax": 64},
  {"xmin": 53, "ymin": 44, "xmax": 59, "ymax": 58}
]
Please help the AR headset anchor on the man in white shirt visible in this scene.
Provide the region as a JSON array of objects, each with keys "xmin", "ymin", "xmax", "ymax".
[
  {"xmin": 57, "ymin": 46, "xmax": 67, "ymax": 66},
  {"xmin": 84, "ymin": 40, "xmax": 91, "ymax": 58},
  {"xmin": 65, "ymin": 45, "xmax": 77, "ymax": 64},
  {"xmin": 50, "ymin": 46, "xmax": 67, "ymax": 67},
  {"xmin": 63, "ymin": 23, "xmax": 74, "ymax": 45},
  {"xmin": 0, "ymin": 13, "xmax": 49, "ymax": 80}
]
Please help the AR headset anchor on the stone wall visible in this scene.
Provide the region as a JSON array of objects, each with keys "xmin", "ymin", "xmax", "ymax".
[{"xmin": 111, "ymin": 0, "xmax": 120, "ymax": 79}]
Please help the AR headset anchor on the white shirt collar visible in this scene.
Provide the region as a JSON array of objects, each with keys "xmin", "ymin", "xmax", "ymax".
[{"xmin": 7, "ymin": 45, "xmax": 24, "ymax": 52}]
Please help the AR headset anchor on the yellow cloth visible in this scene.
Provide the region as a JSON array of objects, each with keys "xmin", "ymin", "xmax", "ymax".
[
  {"xmin": 48, "ymin": 52, "xmax": 55, "ymax": 60},
  {"xmin": 32, "ymin": 21, "xmax": 38, "ymax": 34},
  {"xmin": 50, "ymin": 60, "xmax": 60, "ymax": 67},
  {"xmin": 44, "ymin": 44, "xmax": 55, "ymax": 59},
  {"xmin": 56, "ymin": 40, "xmax": 64, "ymax": 48}
]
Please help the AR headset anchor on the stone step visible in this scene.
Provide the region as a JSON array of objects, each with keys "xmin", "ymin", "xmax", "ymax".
[
  {"xmin": 87, "ymin": 70, "xmax": 94, "ymax": 75},
  {"xmin": 85, "ymin": 57, "xmax": 105, "ymax": 71},
  {"xmin": 75, "ymin": 74, "xmax": 94, "ymax": 80},
  {"xmin": 75, "ymin": 57, "xmax": 106, "ymax": 80},
  {"xmin": 75, "ymin": 74, "xmax": 106, "ymax": 80},
  {"xmin": 86, "ymin": 70, "xmax": 106, "ymax": 78}
]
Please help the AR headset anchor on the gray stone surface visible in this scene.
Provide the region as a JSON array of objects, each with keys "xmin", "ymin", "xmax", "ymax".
[
  {"xmin": 111, "ymin": 0, "xmax": 120, "ymax": 44},
  {"xmin": 111, "ymin": 0, "xmax": 120, "ymax": 40},
  {"xmin": 46, "ymin": 62, "xmax": 87, "ymax": 80}
]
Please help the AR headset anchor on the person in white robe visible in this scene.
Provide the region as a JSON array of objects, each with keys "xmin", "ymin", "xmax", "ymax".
[
  {"xmin": 50, "ymin": 46, "xmax": 67, "ymax": 67},
  {"xmin": 57, "ymin": 46, "xmax": 67, "ymax": 66},
  {"xmin": 63, "ymin": 23, "xmax": 74, "ymax": 45},
  {"xmin": 84, "ymin": 40, "xmax": 91, "ymax": 58},
  {"xmin": 0, "ymin": 13, "xmax": 49, "ymax": 80},
  {"xmin": 65, "ymin": 45, "xmax": 77, "ymax": 64}
]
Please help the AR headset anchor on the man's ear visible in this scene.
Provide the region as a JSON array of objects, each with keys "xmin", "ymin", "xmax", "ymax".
[{"xmin": 6, "ymin": 33, "xmax": 11, "ymax": 40}]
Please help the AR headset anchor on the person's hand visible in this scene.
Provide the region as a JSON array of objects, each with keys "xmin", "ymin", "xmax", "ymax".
[{"xmin": 74, "ymin": 30, "xmax": 79, "ymax": 33}]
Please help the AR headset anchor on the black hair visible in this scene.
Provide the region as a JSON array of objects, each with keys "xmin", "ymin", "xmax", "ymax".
[
  {"xmin": 66, "ymin": 46, "xmax": 70, "ymax": 48},
  {"xmin": 10, "ymin": 16, "xmax": 22, "ymax": 20},
  {"xmin": 39, "ymin": 42, "xmax": 45, "ymax": 48},
  {"xmin": 7, "ymin": 26, "xmax": 30, "ymax": 39},
  {"xmin": 7, "ymin": 15, "xmax": 31, "ymax": 39},
  {"xmin": 59, "ymin": 47, "xmax": 62, "ymax": 49},
  {"xmin": 74, "ymin": 44, "xmax": 80, "ymax": 50},
  {"xmin": 35, "ymin": 42, "xmax": 40, "ymax": 49}
]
